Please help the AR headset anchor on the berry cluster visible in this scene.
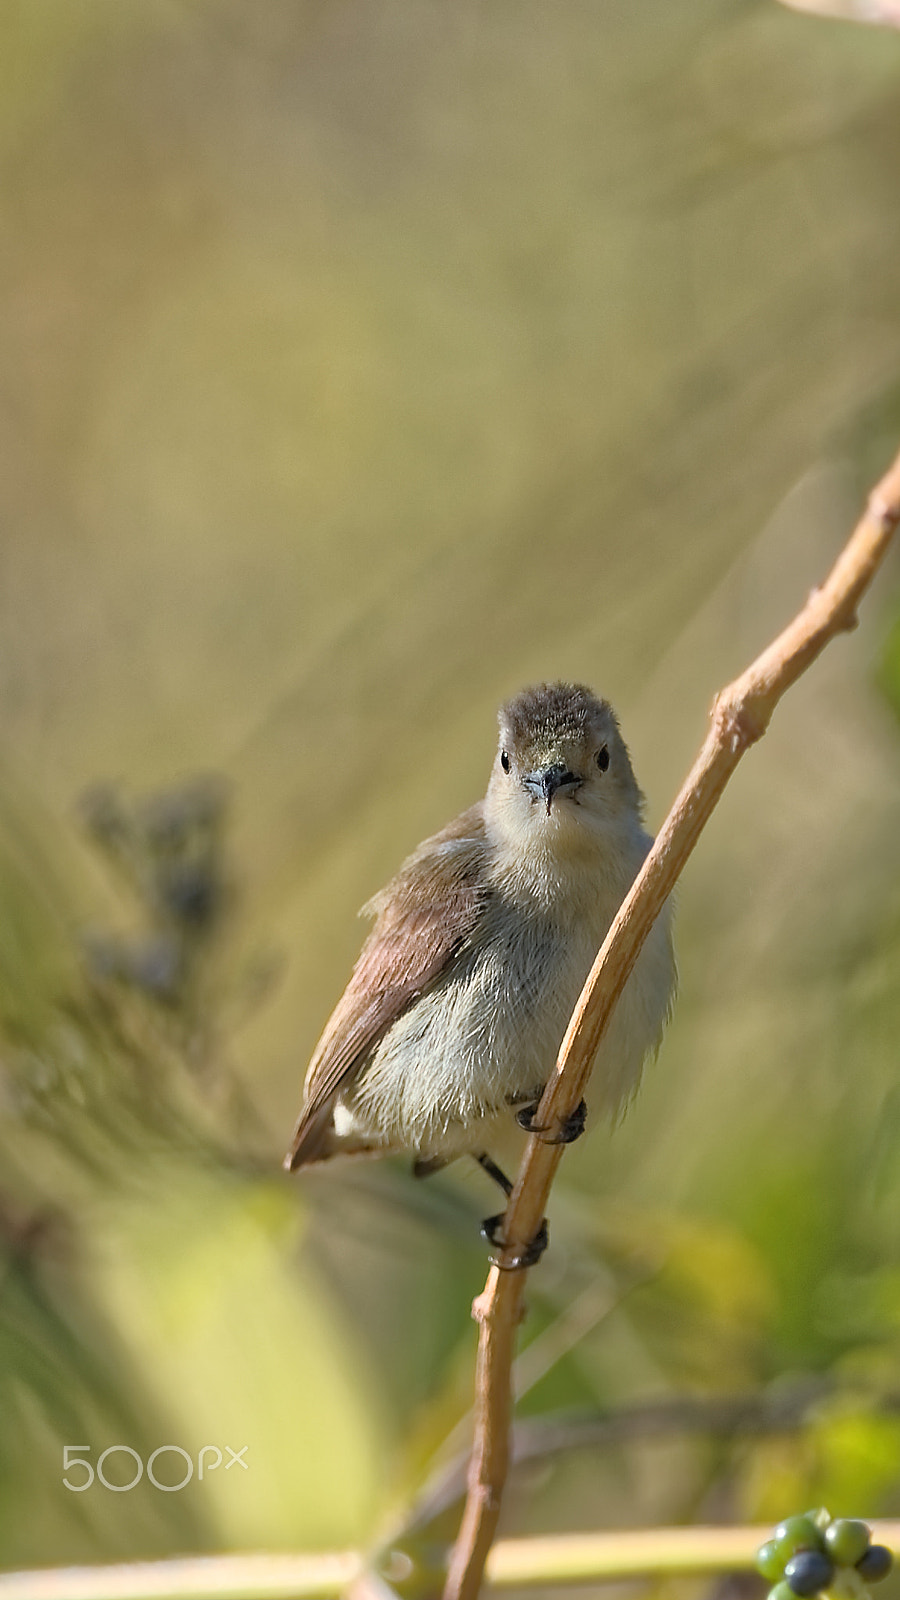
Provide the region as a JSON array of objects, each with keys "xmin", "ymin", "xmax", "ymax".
[{"xmin": 757, "ymin": 1512, "xmax": 893, "ymax": 1599}]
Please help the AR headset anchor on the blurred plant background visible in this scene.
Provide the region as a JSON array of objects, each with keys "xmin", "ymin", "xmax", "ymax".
[{"xmin": 2, "ymin": 0, "xmax": 900, "ymax": 1592}]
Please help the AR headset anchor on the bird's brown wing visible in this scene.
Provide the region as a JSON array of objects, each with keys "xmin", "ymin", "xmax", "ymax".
[{"xmin": 284, "ymin": 803, "xmax": 489, "ymax": 1169}]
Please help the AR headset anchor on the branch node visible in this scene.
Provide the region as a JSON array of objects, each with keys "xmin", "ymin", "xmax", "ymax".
[
  {"xmin": 472, "ymin": 1288, "xmax": 493, "ymax": 1324},
  {"xmin": 712, "ymin": 693, "xmax": 768, "ymax": 752},
  {"xmin": 868, "ymin": 490, "xmax": 900, "ymax": 533}
]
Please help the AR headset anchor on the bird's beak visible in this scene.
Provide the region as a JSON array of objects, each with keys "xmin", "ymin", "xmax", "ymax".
[{"xmin": 523, "ymin": 765, "xmax": 582, "ymax": 814}]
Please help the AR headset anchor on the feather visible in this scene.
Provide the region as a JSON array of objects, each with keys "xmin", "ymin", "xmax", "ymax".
[{"xmin": 285, "ymin": 805, "xmax": 489, "ymax": 1167}]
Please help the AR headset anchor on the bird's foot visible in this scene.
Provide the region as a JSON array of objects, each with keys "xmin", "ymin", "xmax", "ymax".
[
  {"xmin": 412, "ymin": 1155, "xmax": 447, "ymax": 1180},
  {"xmin": 515, "ymin": 1097, "xmax": 587, "ymax": 1145},
  {"xmin": 480, "ymin": 1212, "xmax": 550, "ymax": 1271}
]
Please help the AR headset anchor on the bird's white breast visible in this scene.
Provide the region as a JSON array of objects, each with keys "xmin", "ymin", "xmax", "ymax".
[{"xmin": 339, "ymin": 820, "xmax": 675, "ymax": 1160}]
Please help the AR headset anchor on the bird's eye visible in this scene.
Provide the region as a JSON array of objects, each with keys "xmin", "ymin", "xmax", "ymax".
[
  {"xmin": 500, "ymin": 750, "xmax": 511, "ymax": 773},
  {"xmin": 596, "ymin": 746, "xmax": 610, "ymax": 772}
]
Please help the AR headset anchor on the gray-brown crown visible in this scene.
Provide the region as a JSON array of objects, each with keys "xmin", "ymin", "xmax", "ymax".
[{"xmin": 499, "ymin": 682, "xmax": 616, "ymax": 747}]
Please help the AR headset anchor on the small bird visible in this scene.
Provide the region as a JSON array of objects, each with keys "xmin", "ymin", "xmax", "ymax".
[{"xmin": 285, "ymin": 682, "xmax": 676, "ymax": 1265}]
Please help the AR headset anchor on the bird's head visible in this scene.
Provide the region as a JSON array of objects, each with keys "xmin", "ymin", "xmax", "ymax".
[{"xmin": 485, "ymin": 682, "xmax": 643, "ymax": 857}]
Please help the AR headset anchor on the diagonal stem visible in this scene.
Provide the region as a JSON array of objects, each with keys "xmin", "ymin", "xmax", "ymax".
[{"xmin": 442, "ymin": 447, "xmax": 900, "ymax": 1600}]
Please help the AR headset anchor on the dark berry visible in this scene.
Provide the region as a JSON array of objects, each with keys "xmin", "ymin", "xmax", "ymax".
[
  {"xmin": 857, "ymin": 1545, "xmax": 893, "ymax": 1583},
  {"xmin": 784, "ymin": 1550, "xmax": 834, "ymax": 1596}
]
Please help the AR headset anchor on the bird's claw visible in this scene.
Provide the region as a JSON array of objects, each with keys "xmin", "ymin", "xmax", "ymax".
[
  {"xmin": 515, "ymin": 1097, "xmax": 587, "ymax": 1145},
  {"xmin": 480, "ymin": 1213, "xmax": 550, "ymax": 1270}
]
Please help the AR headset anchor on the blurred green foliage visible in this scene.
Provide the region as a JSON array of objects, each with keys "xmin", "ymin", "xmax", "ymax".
[{"xmin": 1, "ymin": 0, "xmax": 900, "ymax": 1592}]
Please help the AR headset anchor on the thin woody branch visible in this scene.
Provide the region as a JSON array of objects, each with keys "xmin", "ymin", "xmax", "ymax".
[
  {"xmin": 442, "ymin": 447, "xmax": 900, "ymax": 1600},
  {"xmin": 2, "ymin": 1523, "xmax": 900, "ymax": 1598}
]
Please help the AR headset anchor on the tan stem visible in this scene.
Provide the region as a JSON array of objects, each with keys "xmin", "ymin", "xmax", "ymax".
[
  {"xmin": 484, "ymin": 1524, "xmax": 900, "ymax": 1587},
  {"xmin": 1, "ymin": 1523, "xmax": 899, "ymax": 1597},
  {"xmin": 442, "ymin": 450, "xmax": 900, "ymax": 1600}
]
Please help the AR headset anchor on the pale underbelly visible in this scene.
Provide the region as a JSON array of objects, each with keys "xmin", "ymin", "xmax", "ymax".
[{"xmin": 334, "ymin": 908, "xmax": 673, "ymax": 1159}]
